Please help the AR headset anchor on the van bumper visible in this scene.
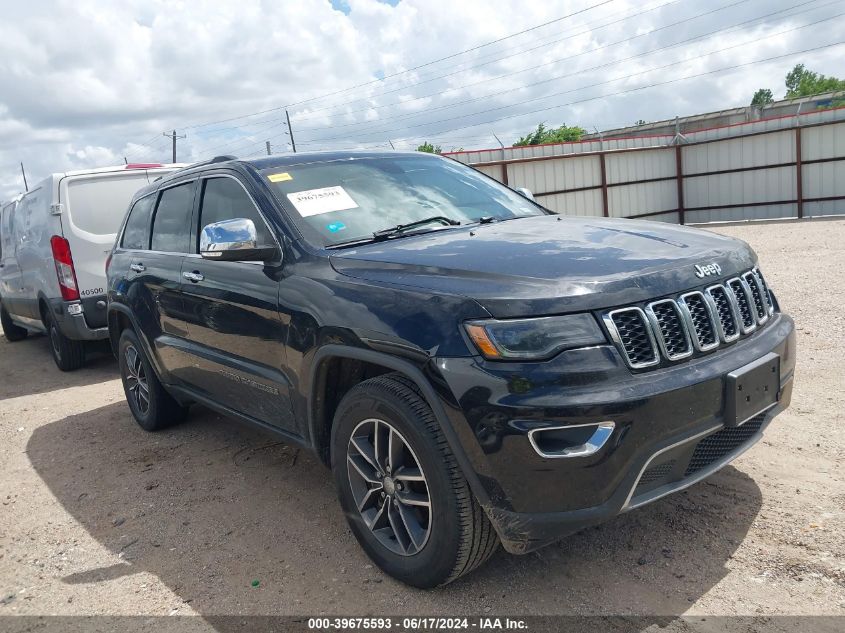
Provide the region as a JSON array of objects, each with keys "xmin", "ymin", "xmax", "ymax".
[{"xmin": 48, "ymin": 298, "xmax": 109, "ymax": 341}]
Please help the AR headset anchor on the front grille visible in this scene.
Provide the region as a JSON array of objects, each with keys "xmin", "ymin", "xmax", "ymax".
[
  {"xmin": 707, "ymin": 285, "xmax": 739, "ymax": 341},
  {"xmin": 681, "ymin": 292, "xmax": 718, "ymax": 350},
  {"xmin": 607, "ymin": 308, "xmax": 657, "ymax": 368},
  {"xmin": 684, "ymin": 415, "xmax": 765, "ymax": 476},
  {"xmin": 728, "ymin": 278, "xmax": 756, "ymax": 331},
  {"xmin": 604, "ymin": 268, "xmax": 774, "ymax": 370},
  {"xmin": 647, "ymin": 300, "xmax": 691, "ymax": 360},
  {"xmin": 743, "ymin": 272, "xmax": 769, "ymax": 323}
]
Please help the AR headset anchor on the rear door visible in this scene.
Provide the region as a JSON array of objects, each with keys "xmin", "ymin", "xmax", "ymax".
[
  {"xmin": 62, "ymin": 172, "xmax": 152, "ymax": 300},
  {"xmin": 178, "ymin": 173, "xmax": 295, "ymax": 430},
  {"xmin": 128, "ymin": 179, "xmax": 197, "ymax": 383}
]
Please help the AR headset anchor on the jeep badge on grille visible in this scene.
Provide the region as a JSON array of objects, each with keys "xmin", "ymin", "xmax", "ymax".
[{"xmin": 694, "ymin": 263, "xmax": 722, "ymax": 278}]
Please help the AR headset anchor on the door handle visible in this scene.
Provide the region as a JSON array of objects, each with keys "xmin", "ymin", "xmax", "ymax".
[
  {"xmin": 130, "ymin": 263, "xmax": 146, "ymax": 272},
  {"xmin": 182, "ymin": 271, "xmax": 204, "ymax": 283}
]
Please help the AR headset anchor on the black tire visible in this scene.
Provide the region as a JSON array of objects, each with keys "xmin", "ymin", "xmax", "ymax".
[
  {"xmin": 44, "ymin": 308, "xmax": 85, "ymax": 371},
  {"xmin": 118, "ymin": 328, "xmax": 188, "ymax": 431},
  {"xmin": 331, "ymin": 373, "xmax": 499, "ymax": 588},
  {"xmin": 0, "ymin": 302, "xmax": 28, "ymax": 342}
]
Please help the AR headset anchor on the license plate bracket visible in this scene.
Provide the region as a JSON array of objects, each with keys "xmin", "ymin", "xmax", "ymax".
[{"xmin": 725, "ymin": 352, "xmax": 780, "ymax": 427}]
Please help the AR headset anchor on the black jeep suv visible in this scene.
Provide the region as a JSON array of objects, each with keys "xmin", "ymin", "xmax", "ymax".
[{"xmin": 106, "ymin": 151, "xmax": 795, "ymax": 587}]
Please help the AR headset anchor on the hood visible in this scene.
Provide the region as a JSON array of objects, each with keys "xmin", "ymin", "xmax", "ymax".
[{"xmin": 329, "ymin": 215, "xmax": 756, "ymax": 318}]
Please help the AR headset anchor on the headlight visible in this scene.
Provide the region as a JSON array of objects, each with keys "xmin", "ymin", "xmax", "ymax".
[{"xmin": 464, "ymin": 314, "xmax": 606, "ymax": 360}]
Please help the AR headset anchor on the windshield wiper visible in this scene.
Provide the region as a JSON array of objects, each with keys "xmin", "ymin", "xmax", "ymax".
[{"xmin": 372, "ymin": 215, "xmax": 460, "ymax": 240}]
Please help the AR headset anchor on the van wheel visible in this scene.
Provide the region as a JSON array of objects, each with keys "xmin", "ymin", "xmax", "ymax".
[
  {"xmin": 0, "ymin": 303, "xmax": 28, "ymax": 342},
  {"xmin": 118, "ymin": 329, "xmax": 187, "ymax": 431},
  {"xmin": 331, "ymin": 373, "xmax": 499, "ymax": 588},
  {"xmin": 45, "ymin": 310, "xmax": 85, "ymax": 371}
]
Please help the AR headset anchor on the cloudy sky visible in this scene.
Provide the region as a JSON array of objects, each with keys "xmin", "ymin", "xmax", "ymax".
[{"xmin": 1, "ymin": 0, "xmax": 843, "ymax": 201}]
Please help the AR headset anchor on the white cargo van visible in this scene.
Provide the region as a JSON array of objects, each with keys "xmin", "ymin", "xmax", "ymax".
[{"xmin": 0, "ymin": 163, "xmax": 181, "ymax": 370}]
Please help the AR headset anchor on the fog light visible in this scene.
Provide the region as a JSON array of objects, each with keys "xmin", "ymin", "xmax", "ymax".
[
  {"xmin": 528, "ymin": 421, "xmax": 615, "ymax": 459},
  {"xmin": 67, "ymin": 303, "xmax": 83, "ymax": 315}
]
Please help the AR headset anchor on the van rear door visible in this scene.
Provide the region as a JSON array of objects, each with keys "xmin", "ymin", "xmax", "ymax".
[{"xmin": 61, "ymin": 172, "xmax": 154, "ymax": 301}]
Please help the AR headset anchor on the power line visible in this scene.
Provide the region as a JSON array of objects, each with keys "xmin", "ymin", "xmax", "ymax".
[
  {"xmin": 303, "ymin": 14, "xmax": 842, "ymax": 145},
  {"xmin": 294, "ymin": 0, "xmax": 827, "ymax": 135},
  {"xmin": 301, "ymin": 41, "xmax": 845, "ymax": 147},
  {"xmin": 131, "ymin": 0, "xmax": 618, "ymax": 139},
  {"xmin": 281, "ymin": 0, "xmax": 617, "ymax": 110},
  {"xmin": 293, "ymin": 0, "xmax": 731, "ymax": 121},
  {"xmin": 178, "ymin": 0, "xmax": 747, "ymax": 157}
]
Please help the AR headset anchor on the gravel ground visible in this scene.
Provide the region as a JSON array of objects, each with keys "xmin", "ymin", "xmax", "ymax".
[{"xmin": 0, "ymin": 218, "xmax": 843, "ymax": 621}]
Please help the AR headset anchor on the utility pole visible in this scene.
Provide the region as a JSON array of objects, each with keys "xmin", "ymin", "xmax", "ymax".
[
  {"xmin": 162, "ymin": 129, "xmax": 186, "ymax": 163},
  {"xmin": 285, "ymin": 109, "xmax": 296, "ymax": 153},
  {"xmin": 266, "ymin": 141, "xmax": 272, "ymax": 156},
  {"xmin": 20, "ymin": 162, "xmax": 28, "ymax": 191}
]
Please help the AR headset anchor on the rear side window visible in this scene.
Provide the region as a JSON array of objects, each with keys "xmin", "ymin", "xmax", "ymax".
[
  {"xmin": 197, "ymin": 177, "xmax": 273, "ymax": 251},
  {"xmin": 151, "ymin": 182, "xmax": 194, "ymax": 253},
  {"xmin": 121, "ymin": 195, "xmax": 155, "ymax": 250},
  {"xmin": 65, "ymin": 174, "xmax": 151, "ymax": 235}
]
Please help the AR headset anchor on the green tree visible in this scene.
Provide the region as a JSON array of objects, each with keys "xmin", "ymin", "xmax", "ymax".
[
  {"xmin": 416, "ymin": 141, "xmax": 442, "ymax": 154},
  {"xmin": 513, "ymin": 122, "xmax": 586, "ymax": 146},
  {"xmin": 784, "ymin": 64, "xmax": 845, "ymax": 98},
  {"xmin": 750, "ymin": 88, "xmax": 774, "ymax": 107}
]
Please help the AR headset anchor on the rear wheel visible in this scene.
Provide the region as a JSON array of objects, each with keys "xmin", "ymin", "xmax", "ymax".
[
  {"xmin": 118, "ymin": 329, "xmax": 187, "ymax": 431},
  {"xmin": 45, "ymin": 309, "xmax": 85, "ymax": 371},
  {"xmin": 331, "ymin": 373, "xmax": 499, "ymax": 588},
  {"xmin": 0, "ymin": 302, "xmax": 28, "ymax": 342}
]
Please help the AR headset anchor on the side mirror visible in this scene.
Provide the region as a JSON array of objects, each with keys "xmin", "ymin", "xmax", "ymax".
[
  {"xmin": 514, "ymin": 187, "xmax": 535, "ymax": 201},
  {"xmin": 200, "ymin": 218, "xmax": 278, "ymax": 262}
]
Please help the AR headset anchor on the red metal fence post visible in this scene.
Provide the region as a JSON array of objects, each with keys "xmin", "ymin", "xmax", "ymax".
[
  {"xmin": 675, "ymin": 145, "xmax": 686, "ymax": 225},
  {"xmin": 599, "ymin": 152, "xmax": 609, "ymax": 217},
  {"xmin": 796, "ymin": 126, "xmax": 804, "ymax": 219}
]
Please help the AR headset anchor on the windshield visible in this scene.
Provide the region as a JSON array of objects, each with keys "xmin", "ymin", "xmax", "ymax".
[{"xmin": 261, "ymin": 155, "xmax": 546, "ymax": 246}]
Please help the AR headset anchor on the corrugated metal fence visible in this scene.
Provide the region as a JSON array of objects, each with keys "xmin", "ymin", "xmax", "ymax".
[{"xmin": 444, "ymin": 107, "xmax": 845, "ymax": 224}]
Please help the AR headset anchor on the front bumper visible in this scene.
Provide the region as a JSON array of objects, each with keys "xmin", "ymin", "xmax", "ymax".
[
  {"xmin": 48, "ymin": 297, "xmax": 109, "ymax": 341},
  {"xmin": 434, "ymin": 313, "xmax": 795, "ymax": 554}
]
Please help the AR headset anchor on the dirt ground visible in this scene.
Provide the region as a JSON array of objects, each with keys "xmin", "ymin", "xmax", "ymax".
[{"xmin": 0, "ymin": 218, "xmax": 843, "ymax": 622}]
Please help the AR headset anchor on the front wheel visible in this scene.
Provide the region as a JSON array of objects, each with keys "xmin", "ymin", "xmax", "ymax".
[
  {"xmin": 0, "ymin": 303, "xmax": 28, "ymax": 342},
  {"xmin": 332, "ymin": 373, "xmax": 499, "ymax": 587}
]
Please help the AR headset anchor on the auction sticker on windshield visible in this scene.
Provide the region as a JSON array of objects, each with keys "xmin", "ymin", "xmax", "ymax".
[{"xmin": 286, "ymin": 186, "xmax": 358, "ymax": 217}]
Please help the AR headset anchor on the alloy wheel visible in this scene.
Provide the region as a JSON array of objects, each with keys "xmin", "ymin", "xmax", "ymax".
[
  {"xmin": 124, "ymin": 344, "xmax": 150, "ymax": 415},
  {"xmin": 346, "ymin": 418, "xmax": 431, "ymax": 556}
]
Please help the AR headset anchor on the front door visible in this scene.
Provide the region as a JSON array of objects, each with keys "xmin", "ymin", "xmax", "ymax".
[
  {"xmin": 178, "ymin": 175, "xmax": 295, "ymax": 431},
  {"xmin": 130, "ymin": 180, "xmax": 196, "ymax": 383}
]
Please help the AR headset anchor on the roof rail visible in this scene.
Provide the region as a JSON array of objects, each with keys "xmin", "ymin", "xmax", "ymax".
[
  {"xmin": 154, "ymin": 155, "xmax": 238, "ymax": 181},
  {"xmin": 188, "ymin": 155, "xmax": 238, "ymax": 169}
]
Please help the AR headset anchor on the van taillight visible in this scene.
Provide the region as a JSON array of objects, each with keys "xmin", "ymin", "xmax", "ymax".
[{"xmin": 50, "ymin": 235, "xmax": 80, "ymax": 301}]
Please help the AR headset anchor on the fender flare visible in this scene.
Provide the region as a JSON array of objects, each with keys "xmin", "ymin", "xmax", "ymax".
[
  {"xmin": 308, "ymin": 344, "xmax": 491, "ymax": 508},
  {"xmin": 106, "ymin": 303, "xmax": 167, "ymax": 379}
]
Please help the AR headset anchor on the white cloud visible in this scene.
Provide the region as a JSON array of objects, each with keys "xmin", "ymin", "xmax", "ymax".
[{"xmin": 1, "ymin": 0, "xmax": 843, "ymax": 200}]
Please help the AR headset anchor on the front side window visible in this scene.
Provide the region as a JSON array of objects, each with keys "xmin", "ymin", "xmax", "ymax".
[
  {"xmin": 197, "ymin": 177, "xmax": 273, "ymax": 252},
  {"xmin": 151, "ymin": 182, "xmax": 194, "ymax": 253},
  {"xmin": 261, "ymin": 154, "xmax": 545, "ymax": 247},
  {"xmin": 121, "ymin": 195, "xmax": 155, "ymax": 250}
]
